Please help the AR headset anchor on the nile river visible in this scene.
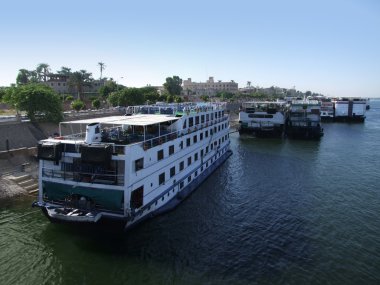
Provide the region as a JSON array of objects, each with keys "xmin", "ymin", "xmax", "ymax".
[{"xmin": 1, "ymin": 100, "xmax": 380, "ymax": 285}]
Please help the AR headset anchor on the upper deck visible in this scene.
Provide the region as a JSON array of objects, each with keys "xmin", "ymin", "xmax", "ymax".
[{"xmin": 40, "ymin": 102, "xmax": 229, "ymax": 153}]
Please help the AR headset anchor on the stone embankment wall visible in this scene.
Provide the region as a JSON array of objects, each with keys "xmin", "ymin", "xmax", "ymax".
[{"xmin": 0, "ymin": 121, "xmax": 58, "ymax": 152}]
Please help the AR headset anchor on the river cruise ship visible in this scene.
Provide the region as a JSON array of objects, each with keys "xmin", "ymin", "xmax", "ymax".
[
  {"xmin": 332, "ymin": 97, "xmax": 366, "ymax": 122},
  {"xmin": 285, "ymin": 99, "xmax": 324, "ymax": 139},
  {"xmin": 33, "ymin": 103, "xmax": 232, "ymax": 230},
  {"xmin": 238, "ymin": 101, "xmax": 286, "ymax": 137}
]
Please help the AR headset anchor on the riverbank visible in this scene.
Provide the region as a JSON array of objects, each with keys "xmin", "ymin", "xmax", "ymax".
[{"xmin": 0, "ymin": 149, "xmax": 38, "ymax": 200}]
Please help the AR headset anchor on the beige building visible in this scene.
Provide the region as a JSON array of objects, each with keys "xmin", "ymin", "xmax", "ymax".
[
  {"xmin": 44, "ymin": 74, "xmax": 107, "ymax": 95},
  {"xmin": 183, "ymin": 77, "xmax": 238, "ymax": 96}
]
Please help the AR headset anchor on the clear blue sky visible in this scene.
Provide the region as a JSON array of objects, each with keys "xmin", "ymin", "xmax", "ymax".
[{"xmin": 1, "ymin": 0, "xmax": 379, "ymax": 97}]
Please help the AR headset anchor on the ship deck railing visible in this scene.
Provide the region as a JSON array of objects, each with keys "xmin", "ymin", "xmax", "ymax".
[
  {"xmin": 127, "ymin": 102, "xmax": 226, "ymax": 116},
  {"xmin": 52, "ymin": 113, "xmax": 229, "ymax": 154},
  {"xmin": 42, "ymin": 167, "xmax": 125, "ymax": 186},
  {"xmin": 141, "ymin": 115, "xmax": 228, "ymax": 150}
]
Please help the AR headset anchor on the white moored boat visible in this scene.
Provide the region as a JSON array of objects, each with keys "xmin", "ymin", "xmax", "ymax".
[
  {"xmin": 238, "ymin": 101, "xmax": 286, "ymax": 137},
  {"xmin": 33, "ymin": 103, "xmax": 232, "ymax": 230}
]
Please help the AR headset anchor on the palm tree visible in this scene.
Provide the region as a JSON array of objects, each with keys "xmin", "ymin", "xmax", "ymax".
[
  {"xmin": 69, "ymin": 70, "xmax": 93, "ymax": 100},
  {"xmin": 16, "ymin": 69, "xmax": 38, "ymax": 85},
  {"xmin": 16, "ymin": 69, "xmax": 31, "ymax": 85},
  {"xmin": 57, "ymin": 66, "xmax": 72, "ymax": 76},
  {"xmin": 36, "ymin": 63, "xmax": 50, "ymax": 82},
  {"xmin": 98, "ymin": 62, "xmax": 106, "ymax": 79}
]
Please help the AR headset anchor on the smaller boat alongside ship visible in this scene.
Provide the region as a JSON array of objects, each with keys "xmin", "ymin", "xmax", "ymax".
[
  {"xmin": 238, "ymin": 101, "xmax": 286, "ymax": 137},
  {"xmin": 285, "ymin": 99, "xmax": 324, "ymax": 139}
]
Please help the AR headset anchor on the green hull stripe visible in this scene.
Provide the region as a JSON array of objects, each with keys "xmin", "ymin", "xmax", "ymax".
[{"xmin": 43, "ymin": 181, "xmax": 123, "ymax": 211}]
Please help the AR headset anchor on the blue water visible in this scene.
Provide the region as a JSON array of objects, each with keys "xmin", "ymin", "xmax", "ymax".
[{"xmin": 1, "ymin": 100, "xmax": 380, "ymax": 284}]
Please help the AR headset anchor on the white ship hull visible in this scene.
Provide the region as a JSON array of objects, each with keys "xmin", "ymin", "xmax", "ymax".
[{"xmin": 33, "ymin": 103, "xmax": 232, "ymax": 231}]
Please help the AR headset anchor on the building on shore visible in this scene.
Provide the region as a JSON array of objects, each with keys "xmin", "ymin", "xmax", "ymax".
[
  {"xmin": 43, "ymin": 74, "xmax": 107, "ymax": 95},
  {"xmin": 183, "ymin": 77, "xmax": 238, "ymax": 97}
]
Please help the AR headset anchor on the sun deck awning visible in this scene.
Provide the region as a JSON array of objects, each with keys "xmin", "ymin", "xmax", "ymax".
[{"xmin": 62, "ymin": 114, "xmax": 178, "ymax": 126}]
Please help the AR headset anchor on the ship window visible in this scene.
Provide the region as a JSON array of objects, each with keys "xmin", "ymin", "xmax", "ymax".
[
  {"xmin": 211, "ymin": 144, "xmax": 213, "ymax": 150},
  {"xmin": 157, "ymin": 149, "xmax": 164, "ymax": 161},
  {"xmin": 200, "ymin": 133, "xmax": 203, "ymax": 140},
  {"xmin": 206, "ymin": 146, "xmax": 209, "ymax": 153},
  {"xmin": 218, "ymin": 125, "xmax": 220, "ymax": 131},
  {"xmin": 183, "ymin": 119, "xmax": 187, "ymax": 129},
  {"xmin": 159, "ymin": 173, "xmax": 165, "ymax": 185},
  {"xmin": 135, "ymin": 158, "xmax": 144, "ymax": 171},
  {"xmin": 179, "ymin": 161, "xmax": 184, "ymax": 171},
  {"xmin": 206, "ymin": 162, "xmax": 208, "ymax": 167},
  {"xmin": 205, "ymin": 130, "xmax": 209, "ymax": 137},
  {"xmin": 206, "ymin": 114, "xmax": 209, "ymax": 121},
  {"xmin": 189, "ymin": 117, "xmax": 194, "ymax": 127},
  {"xmin": 194, "ymin": 153, "xmax": 198, "ymax": 161},
  {"xmin": 131, "ymin": 186, "xmax": 144, "ymax": 209},
  {"xmin": 195, "ymin": 171, "xmax": 198, "ymax": 177},
  {"xmin": 201, "ymin": 115, "xmax": 205, "ymax": 123},
  {"xmin": 180, "ymin": 181, "xmax": 184, "ymax": 189},
  {"xmin": 162, "ymin": 197, "xmax": 164, "ymax": 201},
  {"xmin": 188, "ymin": 176, "xmax": 191, "ymax": 182},
  {"xmin": 169, "ymin": 145, "xmax": 174, "ymax": 155},
  {"xmin": 201, "ymin": 149, "xmax": 204, "ymax": 157},
  {"xmin": 187, "ymin": 156, "xmax": 192, "ymax": 166},
  {"xmin": 186, "ymin": 138, "xmax": 191, "ymax": 147},
  {"xmin": 211, "ymin": 113, "xmax": 214, "ymax": 120},
  {"xmin": 195, "ymin": 116, "xmax": 199, "ymax": 125},
  {"xmin": 170, "ymin": 166, "xmax": 175, "ymax": 177},
  {"xmin": 215, "ymin": 112, "xmax": 218, "ymax": 119},
  {"xmin": 193, "ymin": 135, "xmax": 197, "ymax": 143},
  {"xmin": 201, "ymin": 166, "xmax": 203, "ymax": 172}
]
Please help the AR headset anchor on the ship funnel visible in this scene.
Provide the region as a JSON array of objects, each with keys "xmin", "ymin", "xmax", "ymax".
[{"xmin": 85, "ymin": 122, "xmax": 101, "ymax": 144}]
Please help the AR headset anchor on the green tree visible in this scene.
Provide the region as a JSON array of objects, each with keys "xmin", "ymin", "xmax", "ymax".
[
  {"xmin": 107, "ymin": 88, "xmax": 145, "ymax": 107},
  {"xmin": 166, "ymin": 95, "xmax": 175, "ymax": 103},
  {"xmin": 140, "ymin": 86, "xmax": 160, "ymax": 103},
  {"xmin": 174, "ymin": 96, "xmax": 183, "ymax": 103},
  {"xmin": 69, "ymin": 70, "xmax": 93, "ymax": 100},
  {"xmin": 200, "ymin": 95, "xmax": 210, "ymax": 102},
  {"xmin": 99, "ymin": 80, "xmax": 118, "ymax": 98},
  {"xmin": 71, "ymin": 99, "xmax": 85, "ymax": 111},
  {"xmin": 107, "ymin": 91, "xmax": 120, "ymax": 107},
  {"xmin": 36, "ymin": 63, "xmax": 50, "ymax": 82},
  {"xmin": 2, "ymin": 84, "xmax": 63, "ymax": 122},
  {"xmin": 0, "ymin": 87, "xmax": 7, "ymax": 102},
  {"xmin": 92, "ymin": 98, "xmax": 101, "ymax": 109},
  {"xmin": 163, "ymin": 76, "xmax": 182, "ymax": 96},
  {"xmin": 16, "ymin": 69, "xmax": 38, "ymax": 85}
]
